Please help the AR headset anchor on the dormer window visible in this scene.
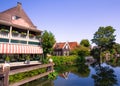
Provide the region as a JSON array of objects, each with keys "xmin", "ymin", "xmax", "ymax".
[{"xmin": 12, "ymin": 16, "xmax": 21, "ymax": 20}]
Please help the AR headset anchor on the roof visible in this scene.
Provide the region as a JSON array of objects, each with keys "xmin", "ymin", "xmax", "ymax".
[
  {"xmin": 68, "ymin": 42, "xmax": 78, "ymax": 50},
  {"xmin": 53, "ymin": 42, "xmax": 66, "ymax": 49},
  {"xmin": 0, "ymin": 2, "xmax": 41, "ymax": 32},
  {"xmin": 53, "ymin": 41, "xmax": 78, "ymax": 50}
]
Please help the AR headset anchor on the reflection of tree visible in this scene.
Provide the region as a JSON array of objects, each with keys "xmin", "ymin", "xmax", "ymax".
[
  {"xmin": 92, "ymin": 66, "xmax": 118, "ymax": 86},
  {"xmin": 77, "ymin": 63, "xmax": 90, "ymax": 77}
]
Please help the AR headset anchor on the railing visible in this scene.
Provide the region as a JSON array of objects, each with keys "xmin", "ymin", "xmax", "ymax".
[
  {"xmin": 0, "ymin": 32, "xmax": 40, "ymax": 43},
  {"xmin": 12, "ymin": 34, "xmax": 39, "ymax": 42},
  {"xmin": 0, "ymin": 32, "xmax": 9, "ymax": 38},
  {"xmin": 0, "ymin": 63, "xmax": 54, "ymax": 86}
]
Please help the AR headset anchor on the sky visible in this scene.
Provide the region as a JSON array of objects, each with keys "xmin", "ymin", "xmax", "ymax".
[{"xmin": 0, "ymin": 0, "xmax": 120, "ymax": 45}]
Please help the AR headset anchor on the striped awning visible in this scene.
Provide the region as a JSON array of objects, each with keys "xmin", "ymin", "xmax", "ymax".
[{"xmin": 0, "ymin": 43, "xmax": 43, "ymax": 54}]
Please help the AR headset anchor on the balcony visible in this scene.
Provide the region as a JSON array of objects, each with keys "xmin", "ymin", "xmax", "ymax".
[
  {"xmin": 11, "ymin": 33, "xmax": 39, "ymax": 42},
  {"xmin": 0, "ymin": 29, "xmax": 9, "ymax": 38},
  {"xmin": 0, "ymin": 31, "xmax": 40, "ymax": 44},
  {"xmin": 29, "ymin": 34, "xmax": 40, "ymax": 42},
  {"xmin": 0, "ymin": 32, "xmax": 9, "ymax": 38}
]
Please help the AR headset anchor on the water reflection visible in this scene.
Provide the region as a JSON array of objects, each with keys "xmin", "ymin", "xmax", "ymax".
[
  {"xmin": 59, "ymin": 72, "xmax": 70, "ymax": 79},
  {"xmin": 92, "ymin": 65, "xmax": 118, "ymax": 86},
  {"xmin": 77, "ymin": 64, "xmax": 90, "ymax": 77},
  {"xmin": 21, "ymin": 77, "xmax": 54, "ymax": 86},
  {"xmin": 21, "ymin": 59, "xmax": 120, "ymax": 86}
]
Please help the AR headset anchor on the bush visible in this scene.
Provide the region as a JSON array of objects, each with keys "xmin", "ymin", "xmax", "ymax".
[
  {"xmin": 48, "ymin": 71, "xmax": 58, "ymax": 80},
  {"xmin": 70, "ymin": 46, "xmax": 90, "ymax": 57},
  {"xmin": 9, "ymin": 68, "xmax": 46, "ymax": 83},
  {"xmin": 51, "ymin": 55, "xmax": 78, "ymax": 66}
]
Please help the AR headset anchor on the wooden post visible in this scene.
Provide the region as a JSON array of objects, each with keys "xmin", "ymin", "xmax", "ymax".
[
  {"xmin": 51, "ymin": 63, "xmax": 54, "ymax": 72},
  {"xmin": 0, "ymin": 74, "xmax": 4, "ymax": 86},
  {"xmin": 4, "ymin": 66, "xmax": 10, "ymax": 86},
  {"xmin": 1, "ymin": 63, "xmax": 10, "ymax": 86}
]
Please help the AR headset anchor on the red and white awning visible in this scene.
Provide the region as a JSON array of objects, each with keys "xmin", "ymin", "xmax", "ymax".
[{"xmin": 0, "ymin": 43, "xmax": 43, "ymax": 54}]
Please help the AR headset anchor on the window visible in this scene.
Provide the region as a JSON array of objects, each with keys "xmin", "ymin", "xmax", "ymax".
[{"xmin": 12, "ymin": 16, "xmax": 21, "ymax": 20}]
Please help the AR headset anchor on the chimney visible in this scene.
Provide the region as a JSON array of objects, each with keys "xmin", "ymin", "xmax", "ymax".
[
  {"xmin": 17, "ymin": 2, "xmax": 22, "ymax": 8},
  {"xmin": 17, "ymin": 2, "xmax": 22, "ymax": 13}
]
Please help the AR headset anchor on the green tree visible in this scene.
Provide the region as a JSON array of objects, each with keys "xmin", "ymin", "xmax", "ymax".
[
  {"xmin": 80, "ymin": 39, "xmax": 90, "ymax": 47},
  {"xmin": 41, "ymin": 30, "xmax": 56, "ymax": 59},
  {"xmin": 113, "ymin": 43, "xmax": 120, "ymax": 54},
  {"xmin": 71, "ymin": 46, "xmax": 90, "ymax": 57},
  {"xmin": 91, "ymin": 47, "xmax": 100, "ymax": 60},
  {"xmin": 91, "ymin": 26, "xmax": 116, "ymax": 51}
]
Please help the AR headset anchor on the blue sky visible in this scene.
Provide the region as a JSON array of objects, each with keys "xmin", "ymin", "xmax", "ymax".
[{"xmin": 1, "ymin": 0, "xmax": 120, "ymax": 44}]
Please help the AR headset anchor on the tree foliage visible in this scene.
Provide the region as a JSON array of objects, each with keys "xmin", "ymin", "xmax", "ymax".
[
  {"xmin": 113, "ymin": 43, "xmax": 120, "ymax": 54},
  {"xmin": 71, "ymin": 46, "xmax": 90, "ymax": 57},
  {"xmin": 41, "ymin": 30, "xmax": 56, "ymax": 58},
  {"xmin": 80, "ymin": 39, "xmax": 90, "ymax": 47},
  {"xmin": 91, "ymin": 26, "xmax": 116, "ymax": 51}
]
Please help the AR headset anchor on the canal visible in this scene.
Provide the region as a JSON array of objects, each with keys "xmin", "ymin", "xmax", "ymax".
[{"xmin": 21, "ymin": 62, "xmax": 120, "ymax": 86}]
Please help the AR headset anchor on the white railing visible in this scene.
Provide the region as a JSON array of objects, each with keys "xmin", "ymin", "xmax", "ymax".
[
  {"xmin": 0, "ymin": 32, "xmax": 40, "ymax": 42},
  {"xmin": 11, "ymin": 34, "xmax": 39, "ymax": 42},
  {"xmin": 0, "ymin": 33, "xmax": 9, "ymax": 38}
]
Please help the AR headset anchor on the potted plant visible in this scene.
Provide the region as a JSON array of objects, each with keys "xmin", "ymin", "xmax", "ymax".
[
  {"xmin": 21, "ymin": 32, "xmax": 26, "ymax": 37},
  {"xmin": 0, "ymin": 28, "xmax": 9, "ymax": 33},
  {"xmin": 5, "ymin": 56, "xmax": 10, "ymax": 63},
  {"xmin": 25, "ymin": 55, "xmax": 30, "ymax": 64},
  {"xmin": 12, "ymin": 30, "xmax": 19, "ymax": 36},
  {"xmin": 29, "ymin": 33, "xmax": 34, "ymax": 39}
]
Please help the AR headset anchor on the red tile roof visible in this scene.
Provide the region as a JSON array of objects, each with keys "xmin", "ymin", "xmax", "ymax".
[
  {"xmin": 53, "ymin": 42, "xmax": 78, "ymax": 50},
  {"xmin": 68, "ymin": 42, "xmax": 78, "ymax": 50},
  {"xmin": 53, "ymin": 42, "xmax": 66, "ymax": 49}
]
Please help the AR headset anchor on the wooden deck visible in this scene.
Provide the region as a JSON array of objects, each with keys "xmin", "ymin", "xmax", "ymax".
[
  {"xmin": 9, "ymin": 63, "xmax": 54, "ymax": 75},
  {"xmin": 0, "ymin": 62, "xmax": 54, "ymax": 86}
]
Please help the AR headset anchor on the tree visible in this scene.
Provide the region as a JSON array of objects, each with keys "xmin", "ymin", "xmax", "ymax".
[
  {"xmin": 80, "ymin": 39, "xmax": 90, "ymax": 47},
  {"xmin": 71, "ymin": 46, "xmax": 90, "ymax": 57},
  {"xmin": 113, "ymin": 43, "xmax": 120, "ymax": 54},
  {"xmin": 41, "ymin": 30, "xmax": 56, "ymax": 59},
  {"xmin": 91, "ymin": 26, "xmax": 116, "ymax": 51}
]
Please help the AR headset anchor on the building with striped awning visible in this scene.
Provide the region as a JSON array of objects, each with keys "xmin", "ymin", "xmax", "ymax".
[{"xmin": 0, "ymin": 2, "xmax": 43, "ymax": 62}]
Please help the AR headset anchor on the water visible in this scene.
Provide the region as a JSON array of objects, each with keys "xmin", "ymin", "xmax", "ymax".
[{"xmin": 22, "ymin": 62, "xmax": 120, "ymax": 86}]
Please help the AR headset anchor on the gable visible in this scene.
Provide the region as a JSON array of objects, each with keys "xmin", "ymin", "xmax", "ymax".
[
  {"xmin": 54, "ymin": 42, "xmax": 66, "ymax": 49},
  {"xmin": 0, "ymin": 2, "xmax": 37, "ymax": 30}
]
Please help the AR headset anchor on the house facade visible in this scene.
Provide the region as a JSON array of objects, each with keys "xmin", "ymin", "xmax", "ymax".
[
  {"xmin": 53, "ymin": 42, "xmax": 78, "ymax": 56},
  {"xmin": 0, "ymin": 2, "xmax": 43, "ymax": 62}
]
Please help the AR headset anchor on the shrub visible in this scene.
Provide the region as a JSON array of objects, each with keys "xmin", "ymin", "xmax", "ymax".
[
  {"xmin": 51, "ymin": 55, "xmax": 78, "ymax": 66},
  {"xmin": 48, "ymin": 71, "xmax": 58, "ymax": 80},
  {"xmin": 9, "ymin": 68, "xmax": 46, "ymax": 83}
]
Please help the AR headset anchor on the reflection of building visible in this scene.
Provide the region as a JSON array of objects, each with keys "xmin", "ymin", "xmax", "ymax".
[
  {"xmin": 0, "ymin": 2, "xmax": 43, "ymax": 62},
  {"xmin": 53, "ymin": 42, "xmax": 78, "ymax": 56},
  {"xmin": 59, "ymin": 72, "xmax": 70, "ymax": 79}
]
